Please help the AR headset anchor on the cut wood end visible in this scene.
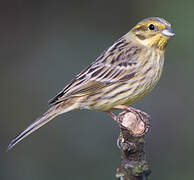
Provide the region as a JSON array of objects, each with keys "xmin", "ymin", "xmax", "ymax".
[{"xmin": 121, "ymin": 112, "xmax": 146, "ymax": 136}]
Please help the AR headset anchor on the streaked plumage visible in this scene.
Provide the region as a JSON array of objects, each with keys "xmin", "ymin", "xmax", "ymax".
[{"xmin": 8, "ymin": 17, "xmax": 175, "ymax": 150}]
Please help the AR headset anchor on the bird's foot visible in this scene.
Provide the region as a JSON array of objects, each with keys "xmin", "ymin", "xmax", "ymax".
[
  {"xmin": 113, "ymin": 105, "xmax": 151, "ymax": 136},
  {"xmin": 114, "ymin": 105, "xmax": 150, "ymax": 124}
]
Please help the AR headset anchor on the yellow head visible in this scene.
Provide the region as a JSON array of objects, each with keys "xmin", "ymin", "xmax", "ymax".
[{"xmin": 130, "ymin": 17, "xmax": 175, "ymax": 50}]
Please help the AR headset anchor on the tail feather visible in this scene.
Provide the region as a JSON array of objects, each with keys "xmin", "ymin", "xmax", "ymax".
[{"xmin": 7, "ymin": 106, "xmax": 60, "ymax": 151}]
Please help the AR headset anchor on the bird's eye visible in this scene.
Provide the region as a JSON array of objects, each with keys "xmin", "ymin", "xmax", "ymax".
[{"xmin": 148, "ymin": 24, "xmax": 155, "ymax": 30}]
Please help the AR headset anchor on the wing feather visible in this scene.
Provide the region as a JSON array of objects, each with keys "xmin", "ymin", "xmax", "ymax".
[{"xmin": 49, "ymin": 38, "xmax": 142, "ymax": 105}]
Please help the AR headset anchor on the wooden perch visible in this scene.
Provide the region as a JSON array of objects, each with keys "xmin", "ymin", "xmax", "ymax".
[{"xmin": 115, "ymin": 109, "xmax": 151, "ymax": 180}]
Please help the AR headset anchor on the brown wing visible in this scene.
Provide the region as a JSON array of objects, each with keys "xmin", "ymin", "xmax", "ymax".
[{"xmin": 49, "ymin": 37, "xmax": 142, "ymax": 105}]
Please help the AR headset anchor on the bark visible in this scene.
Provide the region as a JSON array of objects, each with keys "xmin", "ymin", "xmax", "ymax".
[{"xmin": 115, "ymin": 110, "xmax": 151, "ymax": 180}]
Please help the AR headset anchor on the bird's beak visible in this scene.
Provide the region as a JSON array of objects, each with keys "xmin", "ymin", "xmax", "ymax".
[{"xmin": 162, "ymin": 27, "xmax": 175, "ymax": 37}]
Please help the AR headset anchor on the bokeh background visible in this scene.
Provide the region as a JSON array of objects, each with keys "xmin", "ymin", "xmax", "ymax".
[{"xmin": 1, "ymin": 0, "xmax": 194, "ymax": 179}]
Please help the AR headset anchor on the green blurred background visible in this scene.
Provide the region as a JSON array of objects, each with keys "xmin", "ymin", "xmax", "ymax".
[{"xmin": 1, "ymin": 0, "xmax": 194, "ymax": 179}]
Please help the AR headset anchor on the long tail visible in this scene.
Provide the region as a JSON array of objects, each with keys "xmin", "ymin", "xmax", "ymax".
[{"xmin": 7, "ymin": 104, "xmax": 75, "ymax": 151}]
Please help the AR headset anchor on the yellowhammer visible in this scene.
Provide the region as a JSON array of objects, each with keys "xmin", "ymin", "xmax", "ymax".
[{"xmin": 8, "ymin": 17, "xmax": 175, "ymax": 150}]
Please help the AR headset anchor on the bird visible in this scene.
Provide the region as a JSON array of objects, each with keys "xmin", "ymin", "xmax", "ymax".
[{"xmin": 7, "ymin": 17, "xmax": 175, "ymax": 151}]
